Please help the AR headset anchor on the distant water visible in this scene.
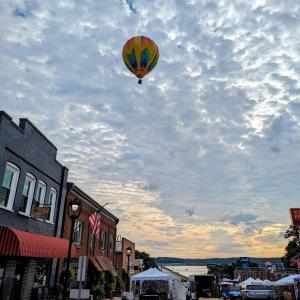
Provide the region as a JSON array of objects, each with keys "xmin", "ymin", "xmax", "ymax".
[{"xmin": 164, "ymin": 265, "xmax": 208, "ymax": 277}]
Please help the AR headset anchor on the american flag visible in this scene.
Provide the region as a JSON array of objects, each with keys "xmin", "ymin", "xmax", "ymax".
[{"xmin": 89, "ymin": 211, "xmax": 100, "ymax": 238}]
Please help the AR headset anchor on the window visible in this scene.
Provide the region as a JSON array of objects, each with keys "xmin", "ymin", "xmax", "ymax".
[
  {"xmin": 0, "ymin": 162, "xmax": 20, "ymax": 210},
  {"xmin": 100, "ymin": 231, "xmax": 107, "ymax": 250},
  {"xmin": 109, "ymin": 234, "xmax": 113, "ymax": 254},
  {"xmin": 89, "ymin": 233, "xmax": 95, "ymax": 256},
  {"xmin": 19, "ymin": 173, "xmax": 36, "ymax": 215},
  {"xmin": 73, "ymin": 220, "xmax": 84, "ymax": 247},
  {"xmin": 45, "ymin": 188, "xmax": 56, "ymax": 222},
  {"xmin": 34, "ymin": 181, "xmax": 46, "ymax": 205}
]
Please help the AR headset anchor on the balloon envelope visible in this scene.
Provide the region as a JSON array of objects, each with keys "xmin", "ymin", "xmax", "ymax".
[{"xmin": 122, "ymin": 36, "xmax": 159, "ymax": 83}]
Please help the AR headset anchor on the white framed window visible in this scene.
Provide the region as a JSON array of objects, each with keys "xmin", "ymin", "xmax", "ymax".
[
  {"xmin": 34, "ymin": 180, "xmax": 46, "ymax": 205},
  {"xmin": 46, "ymin": 188, "xmax": 56, "ymax": 222},
  {"xmin": 109, "ymin": 234, "xmax": 113, "ymax": 254},
  {"xmin": 100, "ymin": 231, "xmax": 107, "ymax": 250},
  {"xmin": 0, "ymin": 162, "xmax": 20, "ymax": 210},
  {"xmin": 73, "ymin": 220, "xmax": 84, "ymax": 247},
  {"xmin": 19, "ymin": 173, "xmax": 36, "ymax": 215}
]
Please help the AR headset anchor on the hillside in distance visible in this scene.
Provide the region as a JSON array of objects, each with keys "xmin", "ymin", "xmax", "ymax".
[{"xmin": 155, "ymin": 257, "xmax": 283, "ymax": 265}]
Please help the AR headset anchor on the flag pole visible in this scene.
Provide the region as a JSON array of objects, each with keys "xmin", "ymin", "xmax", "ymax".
[{"xmin": 98, "ymin": 202, "xmax": 109, "ymax": 213}]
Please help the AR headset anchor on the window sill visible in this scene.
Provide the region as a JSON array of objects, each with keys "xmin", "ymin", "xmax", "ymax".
[
  {"xmin": 44, "ymin": 220, "xmax": 54, "ymax": 225},
  {"xmin": 18, "ymin": 211, "xmax": 31, "ymax": 218},
  {"xmin": 0, "ymin": 205, "xmax": 14, "ymax": 212}
]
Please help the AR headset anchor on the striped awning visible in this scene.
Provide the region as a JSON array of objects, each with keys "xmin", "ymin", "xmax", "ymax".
[
  {"xmin": 0, "ymin": 226, "xmax": 76, "ymax": 258},
  {"xmin": 96, "ymin": 256, "xmax": 117, "ymax": 276},
  {"xmin": 90, "ymin": 256, "xmax": 102, "ymax": 272}
]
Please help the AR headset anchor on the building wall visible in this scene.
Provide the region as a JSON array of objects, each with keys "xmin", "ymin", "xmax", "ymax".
[
  {"xmin": 61, "ymin": 190, "xmax": 117, "ymax": 259},
  {"xmin": 117, "ymin": 238, "xmax": 135, "ymax": 278},
  {"xmin": 58, "ymin": 184, "xmax": 118, "ymax": 284},
  {"xmin": 0, "ymin": 111, "xmax": 68, "ymax": 237}
]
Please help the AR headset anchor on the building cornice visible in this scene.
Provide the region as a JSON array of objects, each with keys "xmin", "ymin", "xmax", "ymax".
[{"xmin": 67, "ymin": 182, "xmax": 119, "ymax": 224}]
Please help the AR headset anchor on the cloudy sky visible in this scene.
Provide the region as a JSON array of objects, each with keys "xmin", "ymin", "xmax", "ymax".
[{"xmin": 1, "ymin": 0, "xmax": 300, "ymax": 258}]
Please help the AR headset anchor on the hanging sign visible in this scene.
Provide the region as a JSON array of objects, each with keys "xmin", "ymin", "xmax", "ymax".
[{"xmin": 290, "ymin": 208, "xmax": 300, "ymax": 228}]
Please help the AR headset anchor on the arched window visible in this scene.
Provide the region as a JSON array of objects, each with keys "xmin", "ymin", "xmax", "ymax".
[
  {"xmin": 19, "ymin": 173, "xmax": 36, "ymax": 215},
  {"xmin": 0, "ymin": 162, "xmax": 20, "ymax": 210},
  {"xmin": 34, "ymin": 180, "xmax": 46, "ymax": 205}
]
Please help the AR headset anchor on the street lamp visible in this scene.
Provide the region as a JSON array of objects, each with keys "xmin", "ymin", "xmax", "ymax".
[
  {"xmin": 126, "ymin": 247, "xmax": 132, "ymax": 292},
  {"xmin": 62, "ymin": 198, "xmax": 82, "ymax": 300}
]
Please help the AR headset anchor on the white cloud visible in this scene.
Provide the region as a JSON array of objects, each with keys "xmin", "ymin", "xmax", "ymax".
[{"xmin": 1, "ymin": 0, "xmax": 300, "ymax": 257}]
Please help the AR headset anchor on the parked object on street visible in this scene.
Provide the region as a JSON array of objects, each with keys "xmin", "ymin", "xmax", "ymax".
[
  {"xmin": 187, "ymin": 275, "xmax": 216, "ymax": 300},
  {"xmin": 274, "ymin": 274, "xmax": 300, "ymax": 286},
  {"xmin": 220, "ymin": 281, "xmax": 241, "ymax": 299},
  {"xmin": 130, "ymin": 268, "xmax": 175, "ymax": 300},
  {"xmin": 241, "ymin": 285, "xmax": 274, "ymax": 299}
]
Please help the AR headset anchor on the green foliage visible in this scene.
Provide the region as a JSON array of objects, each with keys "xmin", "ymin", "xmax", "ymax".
[
  {"xmin": 94, "ymin": 286, "xmax": 105, "ymax": 299},
  {"xmin": 207, "ymin": 264, "xmax": 235, "ymax": 279},
  {"xmin": 207, "ymin": 258, "xmax": 259, "ymax": 279},
  {"xmin": 115, "ymin": 275, "xmax": 123, "ymax": 290},
  {"xmin": 282, "ymin": 225, "xmax": 300, "ymax": 267},
  {"xmin": 135, "ymin": 250, "xmax": 155, "ymax": 270},
  {"xmin": 99, "ymin": 271, "xmax": 105, "ymax": 282},
  {"xmin": 105, "ymin": 270, "xmax": 114, "ymax": 284},
  {"xmin": 68, "ymin": 266, "xmax": 76, "ymax": 279}
]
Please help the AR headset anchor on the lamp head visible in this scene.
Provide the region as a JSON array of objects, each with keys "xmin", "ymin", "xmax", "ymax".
[
  {"xmin": 126, "ymin": 247, "xmax": 132, "ymax": 257},
  {"xmin": 68, "ymin": 198, "xmax": 82, "ymax": 219}
]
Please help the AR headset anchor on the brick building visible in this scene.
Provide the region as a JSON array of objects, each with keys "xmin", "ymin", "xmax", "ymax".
[
  {"xmin": 0, "ymin": 111, "xmax": 70, "ymax": 299},
  {"xmin": 57, "ymin": 183, "xmax": 119, "ymax": 297},
  {"xmin": 116, "ymin": 237, "xmax": 142, "ymax": 287}
]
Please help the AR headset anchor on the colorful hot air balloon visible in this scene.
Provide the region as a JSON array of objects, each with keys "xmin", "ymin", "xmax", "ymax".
[{"xmin": 122, "ymin": 36, "xmax": 159, "ymax": 84}]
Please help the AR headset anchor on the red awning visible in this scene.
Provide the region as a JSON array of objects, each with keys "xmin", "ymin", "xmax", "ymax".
[
  {"xmin": 90, "ymin": 256, "xmax": 102, "ymax": 272},
  {"xmin": 0, "ymin": 226, "xmax": 76, "ymax": 258},
  {"xmin": 96, "ymin": 256, "xmax": 117, "ymax": 276}
]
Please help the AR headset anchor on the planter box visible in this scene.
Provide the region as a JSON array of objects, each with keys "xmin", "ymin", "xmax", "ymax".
[{"xmin": 31, "ymin": 206, "xmax": 50, "ymax": 220}]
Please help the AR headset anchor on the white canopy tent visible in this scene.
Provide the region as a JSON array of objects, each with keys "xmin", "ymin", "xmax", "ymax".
[
  {"xmin": 239, "ymin": 277, "xmax": 256, "ymax": 287},
  {"xmin": 263, "ymin": 279, "xmax": 273, "ymax": 286},
  {"xmin": 274, "ymin": 275, "xmax": 300, "ymax": 286},
  {"xmin": 127, "ymin": 268, "xmax": 176, "ymax": 299},
  {"xmin": 255, "ymin": 278, "xmax": 265, "ymax": 284},
  {"xmin": 130, "ymin": 268, "xmax": 175, "ymax": 282}
]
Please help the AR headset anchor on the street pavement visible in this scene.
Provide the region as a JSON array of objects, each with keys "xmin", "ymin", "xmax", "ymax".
[{"xmin": 170, "ymin": 279, "xmax": 187, "ymax": 300}]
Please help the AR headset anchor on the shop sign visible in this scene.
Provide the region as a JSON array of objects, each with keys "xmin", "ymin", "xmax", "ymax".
[
  {"xmin": 77, "ymin": 256, "xmax": 87, "ymax": 282},
  {"xmin": 116, "ymin": 241, "xmax": 122, "ymax": 252},
  {"xmin": 31, "ymin": 206, "xmax": 50, "ymax": 220},
  {"xmin": 290, "ymin": 208, "xmax": 300, "ymax": 227}
]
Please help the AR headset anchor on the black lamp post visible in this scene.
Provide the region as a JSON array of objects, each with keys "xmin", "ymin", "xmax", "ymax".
[
  {"xmin": 62, "ymin": 198, "xmax": 82, "ymax": 300},
  {"xmin": 126, "ymin": 247, "xmax": 132, "ymax": 292}
]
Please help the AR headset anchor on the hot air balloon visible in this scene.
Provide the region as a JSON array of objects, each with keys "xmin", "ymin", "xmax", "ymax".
[{"xmin": 122, "ymin": 36, "xmax": 159, "ymax": 84}]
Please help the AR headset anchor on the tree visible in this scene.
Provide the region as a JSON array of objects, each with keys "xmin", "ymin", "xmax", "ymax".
[
  {"xmin": 207, "ymin": 264, "xmax": 235, "ymax": 279},
  {"xmin": 207, "ymin": 258, "xmax": 259, "ymax": 280},
  {"xmin": 135, "ymin": 250, "xmax": 155, "ymax": 270},
  {"xmin": 282, "ymin": 225, "xmax": 300, "ymax": 268}
]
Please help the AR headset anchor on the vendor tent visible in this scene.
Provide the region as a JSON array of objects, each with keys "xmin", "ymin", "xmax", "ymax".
[
  {"xmin": 255, "ymin": 278, "xmax": 265, "ymax": 284},
  {"xmin": 239, "ymin": 277, "xmax": 256, "ymax": 287},
  {"xmin": 130, "ymin": 268, "xmax": 175, "ymax": 282},
  {"xmin": 274, "ymin": 275, "xmax": 300, "ymax": 286},
  {"xmin": 263, "ymin": 279, "xmax": 273, "ymax": 286}
]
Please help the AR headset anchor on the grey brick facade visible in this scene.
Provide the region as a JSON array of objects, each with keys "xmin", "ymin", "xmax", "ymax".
[
  {"xmin": 0, "ymin": 111, "xmax": 69, "ymax": 299},
  {"xmin": 0, "ymin": 111, "xmax": 68, "ymax": 236}
]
